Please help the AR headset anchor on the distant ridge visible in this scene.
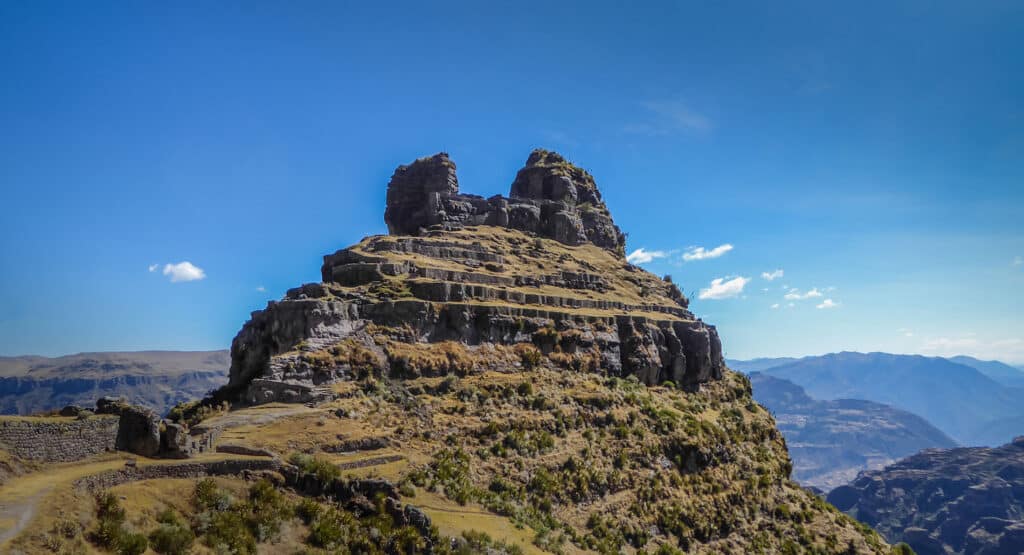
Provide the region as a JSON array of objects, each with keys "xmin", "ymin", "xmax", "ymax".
[
  {"xmin": 749, "ymin": 372, "xmax": 957, "ymax": 491},
  {"xmin": 731, "ymin": 351, "xmax": 1024, "ymax": 446},
  {"xmin": 0, "ymin": 350, "xmax": 228, "ymax": 415}
]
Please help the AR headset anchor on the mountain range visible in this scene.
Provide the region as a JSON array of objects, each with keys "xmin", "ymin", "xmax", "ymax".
[
  {"xmin": 0, "ymin": 350, "xmax": 228, "ymax": 416},
  {"xmin": 748, "ymin": 372, "xmax": 956, "ymax": 492},
  {"xmin": 730, "ymin": 352, "xmax": 1024, "ymax": 447}
]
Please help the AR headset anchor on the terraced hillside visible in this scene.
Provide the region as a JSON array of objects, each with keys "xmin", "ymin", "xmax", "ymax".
[{"xmin": 0, "ymin": 150, "xmax": 898, "ymax": 554}]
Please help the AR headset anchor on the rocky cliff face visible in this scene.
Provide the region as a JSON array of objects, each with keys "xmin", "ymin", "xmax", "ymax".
[
  {"xmin": 227, "ymin": 150, "xmax": 721, "ymax": 406},
  {"xmin": 384, "ymin": 150, "xmax": 626, "ymax": 255},
  {"xmin": 829, "ymin": 437, "xmax": 1024, "ymax": 555}
]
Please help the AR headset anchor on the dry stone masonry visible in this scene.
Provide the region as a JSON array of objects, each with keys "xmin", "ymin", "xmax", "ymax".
[
  {"xmin": 226, "ymin": 149, "xmax": 724, "ymax": 406},
  {"xmin": 0, "ymin": 415, "xmax": 119, "ymax": 462}
]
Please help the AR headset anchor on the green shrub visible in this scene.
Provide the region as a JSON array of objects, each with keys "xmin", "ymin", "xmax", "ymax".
[
  {"xmin": 205, "ymin": 510, "xmax": 256, "ymax": 555},
  {"xmin": 289, "ymin": 452, "xmax": 342, "ymax": 483},
  {"xmin": 194, "ymin": 478, "xmax": 232, "ymax": 511},
  {"xmin": 117, "ymin": 531, "xmax": 148, "ymax": 555},
  {"xmin": 148, "ymin": 520, "xmax": 193, "ymax": 555},
  {"xmin": 309, "ymin": 506, "xmax": 353, "ymax": 548},
  {"xmin": 295, "ymin": 498, "xmax": 323, "ymax": 525}
]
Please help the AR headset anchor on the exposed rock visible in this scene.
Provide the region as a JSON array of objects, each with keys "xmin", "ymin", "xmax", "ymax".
[
  {"xmin": 224, "ymin": 150, "xmax": 722, "ymax": 405},
  {"xmin": 59, "ymin": 405, "xmax": 84, "ymax": 417},
  {"xmin": 383, "ymin": 149, "xmax": 625, "ymax": 256},
  {"xmin": 828, "ymin": 437, "xmax": 1024, "ymax": 554},
  {"xmin": 95, "ymin": 397, "xmax": 162, "ymax": 457}
]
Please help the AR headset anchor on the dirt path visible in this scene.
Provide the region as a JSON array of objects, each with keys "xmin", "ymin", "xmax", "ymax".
[{"xmin": 0, "ymin": 452, "xmax": 269, "ymax": 550}]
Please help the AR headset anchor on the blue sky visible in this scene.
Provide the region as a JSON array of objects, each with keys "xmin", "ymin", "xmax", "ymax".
[{"xmin": 1, "ymin": 2, "xmax": 1022, "ymax": 362}]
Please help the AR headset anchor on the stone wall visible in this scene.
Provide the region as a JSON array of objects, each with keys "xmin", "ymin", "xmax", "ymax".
[
  {"xmin": 73, "ymin": 458, "xmax": 282, "ymax": 492},
  {"xmin": 0, "ymin": 415, "xmax": 119, "ymax": 462}
]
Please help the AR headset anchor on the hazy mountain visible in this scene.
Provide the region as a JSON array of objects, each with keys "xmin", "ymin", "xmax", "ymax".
[
  {"xmin": 749, "ymin": 372, "xmax": 957, "ymax": 491},
  {"xmin": 725, "ymin": 357, "xmax": 798, "ymax": 373},
  {"xmin": 0, "ymin": 350, "xmax": 229, "ymax": 416},
  {"xmin": 948, "ymin": 355, "xmax": 1024, "ymax": 388},
  {"xmin": 750, "ymin": 352, "xmax": 1023, "ymax": 447}
]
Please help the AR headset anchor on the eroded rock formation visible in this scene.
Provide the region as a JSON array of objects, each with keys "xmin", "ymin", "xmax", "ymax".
[
  {"xmin": 384, "ymin": 150, "xmax": 626, "ymax": 255},
  {"xmin": 829, "ymin": 437, "xmax": 1024, "ymax": 555},
  {"xmin": 226, "ymin": 149, "xmax": 723, "ymax": 406}
]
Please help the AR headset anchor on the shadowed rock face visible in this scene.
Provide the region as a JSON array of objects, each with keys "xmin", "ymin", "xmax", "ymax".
[
  {"xmin": 828, "ymin": 437, "xmax": 1024, "ymax": 555},
  {"xmin": 227, "ymin": 150, "xmax": 721, "ymax": 405},
  {"xmin": 384, "ymin": 149, "xmax": 626, "ymax": 256}
]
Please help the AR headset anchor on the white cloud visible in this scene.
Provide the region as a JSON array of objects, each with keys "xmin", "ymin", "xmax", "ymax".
[
  {"xmin": 787, "ymin": 302, "xmax": 795, "ymax": 308},
  {"xmin": 897, "ymin": 328, "xmax": 914, "ymax": 337},
  {"xmin": 784, "ymin": 288, "xmax": 824, "ymax": 300},
  {"xmin": 816, "ymin": 299, "xmax": 839, "ymax": 309},
  {"xmin": 256, "ymin": 286, "xmax": 266, "ymax": 293},
  {"xmin": 698, "ymin": 276, "xmax": 750, "ymax": 300},
  {"xmin": 1014, "ymin": 256, "xmax": 1023, "ymax": 267},
  {"xmin": 683, "ymin": 244, "xmax": 733, "ymax": 262},
  {"xmin": 626, "ymin": 248, "xmax": 669, "ymax": 265},
  {"xmin": 162, "ymin": 261, "xmax": 206, "ymax": 283},
  {"xmin": 770, "ymin": 303, "xmax": 780, "ymax": 309},
  {"xmin": 148, "ymin": 264, "xmax": 158, "ymax": 273},
  {"xmin": 761, "ymin": 269, "xmax": 784, "ymax": 281}
]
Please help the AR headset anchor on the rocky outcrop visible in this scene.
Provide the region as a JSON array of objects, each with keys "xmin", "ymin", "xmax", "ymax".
[
  {"xmin": 383, "ymin": 149, "xmax": 626, "ymax": 255},
  {"xmin": 96, "ymin": 396, "xmax": 162, "ymax": 457},
  {"xmin": 828, "ymin": 437, "xmax": 1024, "ymax": 554},
  {"xmin": 225, "ymin": 150, "xmax": 723, "ymax": 406}
]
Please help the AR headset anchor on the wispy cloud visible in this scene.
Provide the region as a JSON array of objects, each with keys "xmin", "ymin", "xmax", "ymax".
[
  {"xmin": 1014, "ymin": 256, "xmax": 1023, "ymax": 267},
  {"xmin": 625, "ymin": 100, "xmax": 713, "ymax": 135},
  {"xmin": 816, "ymin": 298, "xmax": 839, "ymax": 309},
  {"xmin": 683, "ymin": 244, "xmax": 733, "ymax": 262},
  {"xmin": 784, "ymin": 287, "xmax": 823, "ymax": 300},
  {"xmin": 897, "ymin": 328, "xmax": 914, "ymax": 337},
  {"xmin": 160, "ymin": 261, "xmax": 206, "ymax": 283},
  {"xmin": 698, "ymin": 276, "xmax": 750, "ymax": 300},
  {"xmin": 256, "ymin": 286, "xmax": 266, "ymax": 293},
  {"xmin": 626, "ymin": 248, "xmax": 669, "ymax": 265},
  {"xmin": 921, "ymin": 336, "xmax": 1024, "ymax": 363},
  {"xmin": 770, "ymin": 303, "xmax": 780, "ymax": 309},
  {"xmin": 148, "ymin": 264, "xmax": 158, "ymax": 273},
  {"xmin": 761, "ymin": 269, "xmax": 784, "ymax": 281}
]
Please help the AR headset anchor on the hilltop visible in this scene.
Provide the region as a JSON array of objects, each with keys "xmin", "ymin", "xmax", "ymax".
[{"xmin": 0, "ymin": 150, "xmax": 895, "ymax": 554}]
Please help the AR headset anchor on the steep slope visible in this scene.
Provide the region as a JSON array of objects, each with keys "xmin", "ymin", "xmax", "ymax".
[
  {"xmin": 758, "ymin": 352, "xmax": 1023, "ymax": 446},
  {"xmin": 829, "ymin": 437, "xmax": 1024, "ymax": 555},
  {"xmin": 750, "ymin": 372, "xmax": 957, "ymax": 491},
  {"xmin": 0, "ymin": 351, "xmax": 228, "ymax": 416},
  {"xmin": 200, "ymin": 150, "xmax": 887, "ymax": 553},
  {"xmin": 2, "ymin": 150, "xmax": 893, "ymax": 554}
]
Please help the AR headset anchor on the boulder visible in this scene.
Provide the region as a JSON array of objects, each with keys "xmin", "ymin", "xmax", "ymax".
[{"xmin": 59, "ymin": 405, "xmax": 84, "ymax": 417}]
